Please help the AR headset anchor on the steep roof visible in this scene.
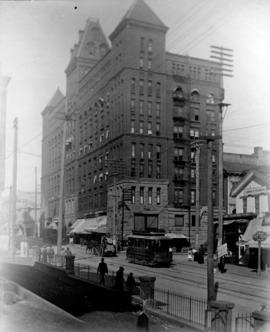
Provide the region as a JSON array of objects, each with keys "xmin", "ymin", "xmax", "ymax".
[
  {"xmin": 110, "ymin": 0, "xmax": 167, "ymax": 40},
  {"xmin": 122, "ymin": 0, "xmax": 166, "ymax": 27},
  {"xmin": 47, "ymin": 88, "xmax": 64, "ymax": 108}
]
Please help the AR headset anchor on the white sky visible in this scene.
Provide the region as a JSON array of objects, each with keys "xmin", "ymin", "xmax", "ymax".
[{"xmin": 0, "ymin": 0, "xmax": 270, "ymax": 192}]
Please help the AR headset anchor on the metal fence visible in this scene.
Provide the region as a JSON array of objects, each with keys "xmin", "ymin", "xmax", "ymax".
[
  {"xmin": 150, "ymin": 288, "xmax": 207, "ymax": 327},
  {"xmin": 235, "ymin": 313, "xmax": 254, "ymax": 332}
]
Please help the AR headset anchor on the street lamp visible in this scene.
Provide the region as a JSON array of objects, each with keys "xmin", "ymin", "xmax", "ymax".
[{"xmin": 217, "ymin": 101, "xmax": 230, "ymax": 247}]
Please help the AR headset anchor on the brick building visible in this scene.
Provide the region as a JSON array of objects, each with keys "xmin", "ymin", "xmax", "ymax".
[{"xmin": 41, "ymin": 0, "xmax": 224, "ymax": 245}]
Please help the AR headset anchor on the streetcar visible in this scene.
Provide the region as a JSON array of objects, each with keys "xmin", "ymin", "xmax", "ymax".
[{"xmin": 126, "ymin": 232, "xmax": 173, "ymax": 267}]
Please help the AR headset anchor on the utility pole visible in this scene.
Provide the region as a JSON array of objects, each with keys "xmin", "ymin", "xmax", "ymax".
[
  {"xmin": 217, "ymin": 102, "xmax": 230, "ymax": 247},
  {"xmin": 57, "ymin": 114, "xmax": 70, "ymax": 255},
  {"xmin": 11, "ymin": 117, "xmax": 18, "ymax": 257},
  {"xmin": 210, "ymin": 46, "xmax": 233, "ymax": 248},
  {"xmin": 206, "ymin": 137, "xmax": 215, "ymax": 306},
  {"xmin": 34, "ymin": 166, "xmax": 38, "ymax": 237},
  {"xmin": 191, "ymin": 140, "xmax": 204, "ymax": 249}
]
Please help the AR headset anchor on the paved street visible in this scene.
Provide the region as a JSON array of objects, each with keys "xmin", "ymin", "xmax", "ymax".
[{"xmin": 68, "ymin": 244, "xmax": 270, "ymax": 314}]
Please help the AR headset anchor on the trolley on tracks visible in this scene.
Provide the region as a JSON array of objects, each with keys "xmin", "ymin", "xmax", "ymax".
[{"xmin": 126, "ymin": 232, "xmax": 173, "ymax": 267}]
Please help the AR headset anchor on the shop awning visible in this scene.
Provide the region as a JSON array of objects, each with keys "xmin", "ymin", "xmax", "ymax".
[
  {"xmin": 70, "ymin": 216, "xmax": 107, "ymax": 234},
  {"xmin": 165, "ymin": 233, "xmax": 188, "ymax": 239},
  {"xmin": 236, "ymin": 217, "xmax": 270, "ymax": 248}
]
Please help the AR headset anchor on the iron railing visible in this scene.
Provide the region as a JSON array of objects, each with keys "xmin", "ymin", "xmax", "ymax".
[{"xmin": 150, "ymin": 288, "xmax": 207, "ymax": 326}]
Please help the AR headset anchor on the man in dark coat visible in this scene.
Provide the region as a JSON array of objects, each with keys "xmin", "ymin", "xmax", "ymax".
[
  {"xmin": 97, "ymin": 258, "xmax": 108, "ymax": 285},
  {"xmin": 115, "ymin": 266, "xmax": 124, "ymax": 291}
]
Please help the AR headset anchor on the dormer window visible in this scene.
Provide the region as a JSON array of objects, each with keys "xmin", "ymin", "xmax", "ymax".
[{"xmin": 87, "ymin": 42, "xmax": 95, "ymax": 55}]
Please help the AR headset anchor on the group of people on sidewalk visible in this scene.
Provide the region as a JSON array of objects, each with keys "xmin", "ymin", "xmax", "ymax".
[
  {"xmin": 36, "ymin": 245, "xmax": 55, "ymax": 264},
  {"xmin": 97, "ymin": 258, "xmax": 137, "ymax": 292},
  {"xmin": 188, "ymin": 245, "xmax": 227, "ymax": 273}
]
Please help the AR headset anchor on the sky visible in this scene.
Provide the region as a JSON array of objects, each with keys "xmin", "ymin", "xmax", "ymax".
[{"xmin": 0, "ymin": 0, "xmax": 270, "ymax": 193}]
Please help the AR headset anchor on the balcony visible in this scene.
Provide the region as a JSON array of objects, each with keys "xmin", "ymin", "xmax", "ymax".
[
  {"xmin": 173, "ymin": 201, "xmax": 184, "ymax": 208},
  {"xmin": 173, "ymin": 175, "xmax": 186, "ymax": 185},
  {"xmin": 173, "ymin": 108, "xmax": 186, "ymax": 120}
]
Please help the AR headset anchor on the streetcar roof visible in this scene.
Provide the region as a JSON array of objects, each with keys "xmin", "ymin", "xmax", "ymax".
[{"xmin": 127, "ymin": 234, "xmax": 171, "ymax": 241}]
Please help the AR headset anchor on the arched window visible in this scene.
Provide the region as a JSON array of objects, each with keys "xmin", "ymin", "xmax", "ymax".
[
  {"xmin": 207, "ymin": 92, "xmax": 215, "ymax": 104},
  {"xmin": 191, "ymin": 89, "xmax": 200, "ymax": 101},
  {"xmin": 172, "ymin": 86, "xmax": 185, "ymax": 102}
]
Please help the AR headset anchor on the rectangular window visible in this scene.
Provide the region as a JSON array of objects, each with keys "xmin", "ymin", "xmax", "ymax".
[
  {"xmin": 212, "ymin": 154, "xmax": 216, "ymax": 163},
  {"xmin": 148, "ymin": 59, "xmax": 152, "ymax": 70},
  {"xmin": 175, "ymin": 167, "xmax": 184, "ymax": 177},
  {"xmin": 131, "ymin": 143, "xmax": 136, "ymax": 158},
  {"xmin": 207, "ymin": 110, "xmax": 215, "ymax": 122},
  {"xmin": 147, "ymin": 101, "xmax": 152, "ymax": 116},
  {"xmin": 148, "ymin": 145, "xmax": 153, "ymax": 159},
  {"xmin": 174, "ymin": 147, "xmax": 184, "ymax": 158},
  {"xmin": 148, "ymin": 80, "xmax": 152, "ymax": 96},
  {"xmin": 195, "ymin": 128, "xmax": 199, "ymax": 139},
  {"xmin": 190, "ymin": 128, "xmax": 194, "ymax": 138},
  {"xmin": 139, "ymin": 163, "xmax": 144, "ymax": 177},
  {"xmin": 191, "ymin": 168, "xmax": 195, "ymax": 178},
  {"xmin": 156, "ymin": 82, "xmax": 161, "ymax": 98},
  {"xmin": 147, "ymin": 122, "xmax": 152, "ymax": 135},
  {"xmin": 255, "ymin": 196, "xmax": 260, "ymax": 214},
  {"xmin": 148, "ymin": 187, "xmax": 152, "ymax": 204},
  {"xmin": 156, "ymin": 145, "xmax": 161, "ymax": 160},
  {"xmin": 175, "ymin": 215, "xmax": 184, "ymax": 227},
  {"xmin": 173, "ymin": 125, "xmax": 184, "ymax": 138},
  {"xmin": 157, "ymin": 188, "xmax": 161, "ymax": 205},
  {"xmin": 156, "ymin": 103, "xmax": 160, "ymax": 117},
  {"xmin": 139, "ymin": 100, "xmax": 144, "ymax": 114},
  {"xmin": 148, "ymin": 162, "xmax": 153, "ymax": 177},
  {"xmin": 243, "ymin": 197, "xmax": 247, "ymax": 213},
  {"xmin": 140, "ymin": 57, "xmax": 144, "ymax": 68},
  {"xmin": 131, "ymin": 160, "xmax": 136, "ymax": 177},
  {"xmin": 140, "ymin": 143, "xmax": 144, "ymax": 159},
  {"xmin": 140, "ymin": 187, "xmax": 144, "ymax": 204},
  {"xmin": 131, "ymin": 186, "xmax": 136, "ymax": 204},
  {"xmin": 131, "ymin": 120, "xmax": 135, "ymax": 133},
  {"xmin": 139, "ymin": 121, "xmax": 144, "ymax": 134},
  {"xmin": 174, "ymin": 188, "xmax": 184, "ymax": 204},
  {"xmin": 148, "ymin": 39, "xmax": 153, "ymax": 53},
  {"xmin": 131, "ymin": 99, "xmax": 135, "ymax": 113},
  {"xmin": 194, "ymin": 109, "xmax": 199, "ymax": 121},
  {"xmin": 211, "ymin": 129, "xmax": 215, "ymax": 136},
  {"xmin": 191, "ymin": 215, "xmax": 196, "ymax": 227},
  {"xmin": 156, "ymin": 164, "xmax": 161, "ymax": 178},
  {"xmin": 139, "ymin": 79, "xmax": 144, "ymax": 95},
  {"xmin": 191, "ymin": 190, "xmax": 195, "ymax": 204},
  {"xmin": 131, "ymin": 78, "xmax": 135, "ymax": 94},
  {"xmin": 156, "ymin": 123, "xmax": 160, "ymax": 136}
]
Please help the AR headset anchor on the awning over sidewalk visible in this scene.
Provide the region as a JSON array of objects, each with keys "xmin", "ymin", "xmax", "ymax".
[
  {"xmin": 165, "ymin": 233, "xmax": 187, "ymax": 239},
  {"xmin": 237, "ymin": 217, "xmax": 270, "ymax": 248},
  {"xmin": 70, "ymin": 216, "xmax": 107, "ymax": 234}
]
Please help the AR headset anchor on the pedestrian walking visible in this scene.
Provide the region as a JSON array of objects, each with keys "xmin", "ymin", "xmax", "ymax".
[
  {"xmin": 126, "ymin": 272, "xmax": 136, "ymax": 293},
  {"xmin": 188, "ymin": 248, "xmax": 193, "ymax": 261},
  {"xmin": 36, "ymin": 246, "xmax": 42, "ymax": 262},
  {"xmin": 115, "ymin": 266, "xmax": 124, "ymax": 291},
  {"xmin": 41, "ymin": 247, "xmax": 47, "ymax": 263},
  {"xmin": 47, "ymin": 245, "xmax": 55, "ymax": 264},
  {"xmin": 65, "ymin": 247, "xmax": 72, "ymax": 256},
  {"xmin": 97, "ymin": 258, "xmax": 108, "ymax": 285}
]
